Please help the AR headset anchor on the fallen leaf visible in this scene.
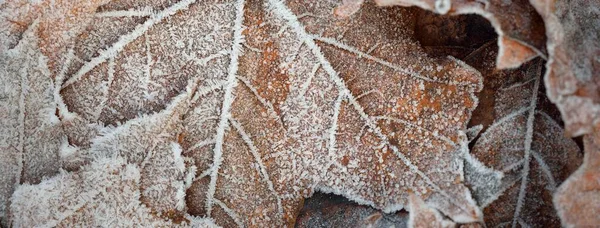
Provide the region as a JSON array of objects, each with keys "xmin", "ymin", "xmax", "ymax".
[
  {"xmin": 375, "ymin": 0, "xmax": 547, "ymax": 69},
  {"xmin": 9, "ymin": 87, "xmax": 198, "ymax": 225},
  {"xmin": 0, "ymin": 21, "xmax": 65, "ymax": 226},
  {"xmin": 529, "ymin": 0, "xmax": 600, "ymax": 137},
  {"xmin": 17, "ymin": 0, "xmax": 486, "ymax": 226},
  {"xmin": 84, "ymin": 90, "xmax": 196, "ymax": 220},
  {"xmin": 554, "ymin": 128, "xmax": 600, "ymax": 227},
  {"xmin": 296, "ymin": 193, "xmax": 409, "ymax": 228},
  {"xmin": 408, "ymin": 193, "xmax": 455, "ymax": 228},
  {"xmin": 0, "ymin": 0, "xmax": 110, "ymax": 75},
  {"xmin": 9, "ymin": 157, "xmax": 217, "ymax": 227},
  {"xmin": 463, "ymin": 45, "xmax": 582, "ymax": 227}
]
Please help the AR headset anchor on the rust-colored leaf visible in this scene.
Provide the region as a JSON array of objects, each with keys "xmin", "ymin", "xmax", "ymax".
[
  {"xmin": 554, "ymin": 128, "xmax": 600, "ymax": 227},
  {"xmin": 4, "ymin": 0, "xmax": 486, "ymax": 226},
  {"xmin": 529, "ymin": 0, "xmax": 600, "ymax": 136}
]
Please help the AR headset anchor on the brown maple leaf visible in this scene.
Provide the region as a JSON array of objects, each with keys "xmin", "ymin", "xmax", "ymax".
[
  {"xmin": 529, "ymin": 0, "xmax": 600, "ymax": 137},
  {"xmin": 5, "ymin": 0, "xmax": 485, "ymax": 226},
  {"xmin": 462, "ymin": 43, "xmax": 583, "ymax": 227},
  {"xmin": 375, "ymin": 0, "xmax": 548, "ymax": 69},
  {"xmin": 554, "ymin": 128, "xmax": 600, "ymax": 227}
]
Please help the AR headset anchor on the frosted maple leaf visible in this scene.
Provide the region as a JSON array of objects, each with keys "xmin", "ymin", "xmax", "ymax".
[{"xmin": 2, "ymin": 0, "xmax": 486, "ymax": 226}]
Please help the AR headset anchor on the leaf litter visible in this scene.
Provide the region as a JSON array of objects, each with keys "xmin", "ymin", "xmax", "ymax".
[{"xmin": 0, "ymin": 0, "xmax": 597, "ymax": 227}]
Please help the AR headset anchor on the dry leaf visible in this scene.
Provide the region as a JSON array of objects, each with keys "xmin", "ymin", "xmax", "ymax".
[
  {"xmin": 529, "ymin": 0, "xmax": 600, "ymax": 136},
  {"xmin": 0, "ymin": 0, "xmax": 110, "ymax": 75},
  {"xmin": 375, "ymin": 0, "xmax": 547, "ymax": 69},
  {"xmin": 9, "ymin": 157, "xmax": 216, "ymax": 227},
  {"xmin": 554, "ymin": 128, "xmax": 600, "ymax": 227},
  {"xmin": 463, "ymin": 45, "xmax": 583, "ymax": 227},
  {"xmin": 0, "ymin": 22, "xmax": 65, "ymax": 226},
  {"xmin": 5, "ymin": 0, "xmax": 487, "ymax": 226},
  {"xmin": 408, "ymin": 193, "xmax": 456, "ymax": 228},
  {"xmin": 296, "ymin": 193, "xmax": 409, "ymax": 228}
]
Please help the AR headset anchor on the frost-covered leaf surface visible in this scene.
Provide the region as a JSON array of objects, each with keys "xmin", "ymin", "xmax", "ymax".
[
  {"xmin": 374, "ymin": 0, "xmax": 547, "ymax": 69},
  {"xmin": 2, "ymin": 0, "xmax": 488, "ymax": 226},
  {"xmin": 10, "ymin": 157, "xmax": 217, "ymax": 227},
  {"xmin": 463, "ymin": 45, "xmax": 582, "ymax": 227},
  {"xmin": 554, "ymin": 128, "xmax": 600, "ymax": 227},
  {"xmin": 408, "ymin": 193, "xmax": 455, "ymax": 228},
  {"xmin": 0, "ymin": 22, "xmax": 65, "ymax": 226},
  {"xmin": 529, "ymin": 0, "xmax": 600, "ymax": 136},
  {"xmin": 0, "ymin": 0, "xmax": 110, "ymax": 74}
]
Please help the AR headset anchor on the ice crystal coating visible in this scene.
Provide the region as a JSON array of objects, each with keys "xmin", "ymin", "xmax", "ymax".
[
  {"xmin": 463, "ymin": 44, "xmax": 582, "ymax": 227},
  {"xmin": 10, "ymin": 157, "xmax": 217, "ymax": 227},
  {"xmin": 2, "ymin": 0, "xmax": 488, "ymax": 226},
  {"xmin": 407, "ymin": 193, "xmax": 455, "ymax": 228},
  {"xmin": 0, "ymin": 22, "xmax": 65, "ymax": 226}
]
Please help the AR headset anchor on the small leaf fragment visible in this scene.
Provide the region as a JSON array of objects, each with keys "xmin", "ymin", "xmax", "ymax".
[{"xmin": 554, "ymin": 128, "xmax": 600, "ymax": 227}]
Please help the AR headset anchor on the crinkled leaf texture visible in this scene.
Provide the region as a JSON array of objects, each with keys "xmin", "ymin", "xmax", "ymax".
[
  {"xmin": 10, "ymin": 157, "xmax": 216, "ymax": 227},
  {"xmin": 408, "ymin": 193, "xmax": 455, "ymax": 228},
  {"xmin": 554, "ymin": 129, "xmax": 600, "ymax": 227},
  {"xmin": 529, "ymin": 0, "xmax": 600, "ymax": 136},
  {"xmin": 374, "ymin": 0, "xmax": 547, "ymax": 69},
  {"xmin": 463, "ymin": 54, "xmax": 582, "ymax": 227},
  {"xmin": 5, "ymin": 0, "xmax": 486, "ymax": 226},
  {"xmin": 0, "ymin": 22, "xmax": 65, "ymax": 226}
]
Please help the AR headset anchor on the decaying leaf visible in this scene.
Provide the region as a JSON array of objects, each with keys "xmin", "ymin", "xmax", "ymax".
[
  {"xmin": 408, "ymin": 193, "xmax": 455, "ymax": 228},
  {"xmin": 9, "ymin": 157, "xmax": 216, "ymax": 227},
  {"xmin": 0, "ymin": 22, "xmax": 65, "ymax": 226},
  {"xmin": 463, "ymin": 44, "xmax": 582, "ymax": 227},
  {"xmin": 296, "ymin": 193, "xmax": 409, "ymax": 228},
  {"xmin": 554, "ymin": 128, "xmax": 600, "ymax": 227},
  {"xmin": 7, "ymin": 0, "xmax": 488, "ymax": 226},
  {"xmin": 529, "ymin": 0, "xmax": 600, "ymax": 136},
  {"xmin": 375, "ymin": 0, "xmax": 548, "ymax": 69}
]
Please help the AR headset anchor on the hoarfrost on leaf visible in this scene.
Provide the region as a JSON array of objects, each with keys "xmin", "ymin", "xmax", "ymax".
[
  {"xmin": 407, "ymin": 193, "xmax": 455, "ymax": 228},
  {"xmin": 463, "ymin": 44, "xmax": 582, "ymax": 227},
  {"xmin": 5, "ymin": 0, "xmax": 488, "ymax": 226},
  {"xmin": 9, "ymin": 157, "xmax": 217, "ymax": 227},
  {"xmin": 0, "ymin": 21, "xmax": 65, "ymax": 227}
]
